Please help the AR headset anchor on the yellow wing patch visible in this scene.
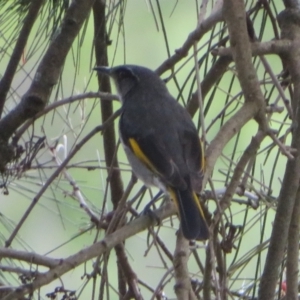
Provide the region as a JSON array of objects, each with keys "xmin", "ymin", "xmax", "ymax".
[
  {"xmin": 168, "ymin": 186, "xmax": 206, "ymax": 221},
  {"xmin": 128, "ymin": 138, "xmax": 157, "ymax": 173},
  {"xmin": 192, "ymin": 191, "xmax": 206, "ymax": 220}
]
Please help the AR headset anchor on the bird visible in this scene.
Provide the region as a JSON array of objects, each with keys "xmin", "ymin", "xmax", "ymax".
[{"xmin": 94, "ymin": 64, "xmax": 209, "ymax": 240}]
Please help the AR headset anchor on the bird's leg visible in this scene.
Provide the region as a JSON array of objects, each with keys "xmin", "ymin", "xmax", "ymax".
[
  {"xmin": 143, "ymin": 190, "xmax": 163, "ymax": 211},
  {"xmin": 142, "ymin": 190, "xmax": 164, "ymax": 223}
]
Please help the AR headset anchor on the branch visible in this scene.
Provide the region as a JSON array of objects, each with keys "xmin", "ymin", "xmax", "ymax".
[
  {"xmin": 93, "ymin": 0, "xmax": 124, "ymax": 209},
  {"xmin": 208, "ymin": 0, "xmax": 268, "ymax": 198},
  {"xmin": 155, "ymin": 7, "xmax": 223, "ymax": 75},
  {"xmin": 204, "ymin": 0, "xmax": 271, "ymax": 183},
  {"xmin": 50, "ymin": 144, "xmax": 100, "ymax": 224},
  {"xmin": 0, "ymin": 265, "xmax": 42, "ymax": 277},
  {"xmin": 187, "ymin": 56, "xmax": 232, "ymax": 117},
  {"xmin": 0, "ymin": 0, "xmax": 95, "ymax": 142},
  {"xmin": 205, "ymin": 101, "xmax": 259, "ymax": 184},
  {"xmin": 93, "ymin": 2, "xmax": 126, "ymax": 297},
  {"xmin": 219, "ymin": 130, "xmax": 266, "ymax": 210},
  {"xmin": 2, "ymin": 202, "xmax": 176, "ymax": 300},
  {"xmin": 5, "ymin": 109, "xmax": 121, "ymax": 248},
  {"xmin": 173, "ymin": 231, "xmax": 197, "ymax": 300},
  {"xmin": 213, "ymin": 39, "xmax": 293, "ymax": 118},
  {"xmin": 286, "ymin": 187, "xmax": 300, "ymax": 299},
  {"xmin": 211, "ymin": 39, "xmax": 292, "ymax": 57},
  {"xmin": 267, "ymin": 129, "xmax": 295, "ymax": 159},
  {"xmin": 0, "ymin": 0, "xmax": 44, "ymax": 117},
  {"xmin": 114, "ymin": 243, "xmax": 143, "ymax": 300},
  {"xmin": 222, "ymin": 0, "xmax": 266, "ymax": 110},
  {"xmin": 259, "ymin": 6, "xmax": 300, "ymax": 299},
  {"xmin": 13, "ymin": 91, "xmax": 118, "ymax": 142},
  {"xmin": 0, "ymin": 248, "xmax": 58, "ymax": 268}
]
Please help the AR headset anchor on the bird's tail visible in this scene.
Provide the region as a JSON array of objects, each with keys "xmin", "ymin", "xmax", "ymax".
[{"xmin": 169, "ymin": 187, "xmax": 209, "ymax": 240}]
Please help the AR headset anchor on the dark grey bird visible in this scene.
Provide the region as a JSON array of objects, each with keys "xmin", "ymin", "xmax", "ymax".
[{"xmin": 94, "ymin": 64, "xmax": 209, "ymax": 240}]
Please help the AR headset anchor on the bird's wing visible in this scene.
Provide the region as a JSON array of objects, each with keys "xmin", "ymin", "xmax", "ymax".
[
  {"xmin": 181, "ymin": 128, "xmax": 205, "ymax": 192},
  {"xmin": 120, "ymin": 127, "xmax": 187, "ymax": 189}
]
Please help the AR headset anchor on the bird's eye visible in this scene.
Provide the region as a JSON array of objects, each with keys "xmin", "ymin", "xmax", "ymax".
[{"xmin": 116, "ymin": 68, "xmax": 138, "ymax": 84}]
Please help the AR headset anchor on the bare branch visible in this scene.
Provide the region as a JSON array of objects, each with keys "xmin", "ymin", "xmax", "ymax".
[
  {"xmin": 286, "ymin": 187, "xmax": 300, "ymax": 299},
  {"xmin": 0, "ymin": 248, "xmax": 58, "ymax": 268},
  {"xmin": 156, "ymin": 7, "xmax": 223, "ymax": 75},
  {"xmin": 211, "ymin": 39, "xmax": 292, "ymax": 57},
  {"xmin": 0, "ymin": 0, "xmax": 44, "ymax": 117},
  {"xmin": 3, "ymin": 202, "xmax": 176, "ymax": 300},
  {"xmin": 0, "ymin": 0, "xmax": 95, "ymax": 143},
  {"xmin": 14, "ymin": 91, "xmax": 119, "ymax": 142},
  {"xmin": 173, "ymin": 231, "xmax": 197, "ymax": 300},
  {"xmin": 259, "ymin": 6, "xmax": 300, "ymax": 299},
  {"xmin": 5, "ymin": 109, "xmax": 121, "ymax": 248},
  {"xmin": 219, "ymin": 130, "xmax": 266, "ymax": 210}
]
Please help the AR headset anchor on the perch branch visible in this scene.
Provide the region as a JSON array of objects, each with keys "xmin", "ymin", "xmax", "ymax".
[{"xmin": 2, "ymin": 202, "xmax": 176, "ymax": 300}]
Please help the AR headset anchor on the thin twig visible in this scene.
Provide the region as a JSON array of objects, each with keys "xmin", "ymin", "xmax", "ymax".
[
  {"xmin": 13, "ymin": 91, "xmax": 118, "ymax": 142},
  {"xmin": 5, "ymin": 109, "xmax": 121, "ymax": 248}
]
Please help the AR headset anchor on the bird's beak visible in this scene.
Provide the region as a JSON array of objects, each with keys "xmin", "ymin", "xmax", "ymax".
[{"xmin": 93, "ymin": 66, "xmax": 112, "ymax": 76}]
